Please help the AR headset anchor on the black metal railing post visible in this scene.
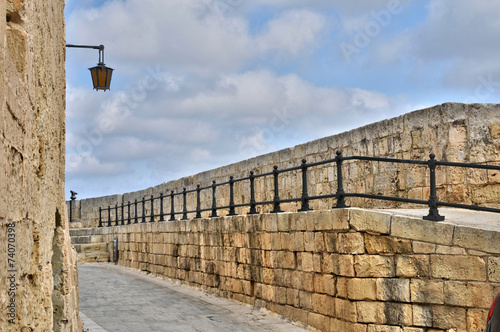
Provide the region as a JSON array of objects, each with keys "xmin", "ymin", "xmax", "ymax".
[
  {"xmin": 298, "ymin": 159, "xmax": 312, "ymax": 212},
  {"xmin": 169, "ymin": 190, "xmax": 175, "ymax": 221},
  {"xmin": 195, "ymin": 185, "xmax": 202, "ymax": 219},
  {"xmin": 121, "ymin": 202, "xmax": 125, "ymax": 225},
  {"xmin": 424, "ymin": 153, "xmax": 445, "ymax": 221},
  {"xmin": 134, "ymin": 199, "xmax": 138, "ymax": 223},
  {"xmin": 159, "ymin": 193, "xmax": 164, "ymax": 221},
  {"xmin": 107, "ymin": 206, "xmax": 111, "ymax": 227},
  {"xmin": 271, "ymin": 166, "xmax": 283, "ymax": 213},
  {"xmin": 334, "ymin": 150, "xmax": 348, "ymax": 208},
  {"xmin": 248, "ymin": 171, "xmax": 258, "ymax": 215},
  {"xmin": 127, "ymin": 201, "xmax": 131, "ymax": 224},
  {"xmin": 182, "ymin": 188, "xmax": 188, "ymax": 220},
  {"xmin": 150, "ymin": 195, "xmax": 155, "ymax": 222},
  {"xmin": 98, "ymin": 207, "xmax": 102, "ymax": 227},
  {"xmin": 210, "ymin": 181, "xmax": 218, "ymax": 217},
  {"xmin": 114, "ymin": 204, "xmax": 118, "ymax": 226},
  {"xmin": 228, "ymin": 176, "xmax": 237, "ymax": 216},
  {"xmin": 141, "ymin": 197, "xmax": 146, "ymax": 223}
]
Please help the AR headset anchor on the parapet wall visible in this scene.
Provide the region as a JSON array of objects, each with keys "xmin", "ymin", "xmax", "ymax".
[
  {"xmin": 70, "ymin": 103, "xmax": 500, "ymax": 228},
  {"xmin": 99, "ymin": 209, "xmax": 500, "ymax": 332}
]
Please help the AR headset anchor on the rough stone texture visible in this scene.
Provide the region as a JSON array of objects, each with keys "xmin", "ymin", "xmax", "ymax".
[
  {"xmin": 87, "ymin": 209, "xmax": 500, "ymax": 332},
  {"xmin": 69, "ymin": 103, "xmax": 500, "ymax": 228},
  {"xmin": 1, "ymin": 1, "xmax": 82, "ymax": 331}
]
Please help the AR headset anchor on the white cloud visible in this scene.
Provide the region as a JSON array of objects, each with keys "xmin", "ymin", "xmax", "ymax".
[{"xmin": 374, "ymin": 0, "xmax": 500, "ymax": 88}]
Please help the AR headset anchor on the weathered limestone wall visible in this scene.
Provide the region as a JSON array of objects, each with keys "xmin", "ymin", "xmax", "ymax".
[
  {"xmin": 1, "ymin": 0, "xmax": 82, "ymax": 331},
  {"xmin": 71, "ymin": 103, "xmax": 500, "ymax": 228},
  {"xmin": 100, "ymin": 209, "xmax": 500, "ymax": 332}
]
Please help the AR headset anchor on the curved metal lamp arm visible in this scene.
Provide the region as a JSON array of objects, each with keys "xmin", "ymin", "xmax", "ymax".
[{"xmin": 66, "ymin": 44, "xmax": 105, "ymax": 64}]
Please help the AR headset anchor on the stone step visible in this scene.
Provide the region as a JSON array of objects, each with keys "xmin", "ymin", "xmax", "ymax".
[
  {"xmin": 69, "ymin": 227, "xmax": 102, "ymax": 237},
  {"xmin": 73, "ymin": 242, "xmax": 108, "ymax": 254},
  {"xmin": 71, "ymin": 235, "xmax": 104, "ymax": 244},
  {"xmin": 69, "ymin": 221, "xmax": 83, "ymax": 229},
  {"xmin": 77, "ymin": 252, "xmax": 110, "ymax": 263}
]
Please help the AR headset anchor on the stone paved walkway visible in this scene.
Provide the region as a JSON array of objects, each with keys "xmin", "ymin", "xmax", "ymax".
[{"xmin": 78, "ymin": 263, "xmax": 309, "ymax": 332}]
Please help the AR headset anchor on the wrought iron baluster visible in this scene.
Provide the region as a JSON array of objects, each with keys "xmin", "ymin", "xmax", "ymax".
[
  {"xmin": 141, "ymin": 197, "xmax": 146, "ymax": 223},
  {"xmin": 134, "ymin": 199, "xmax": 138, "ymax": 224},
  {"xmin": 424, "ymin": 153, "xmax": 444, "ymax": 221},
  {"xmin": 195, "ymin": 185, "xmax": 202, "ymax": 219},
  {"xmin": 271, "ymin": 166, "xmax": 283, "ymax": 213},
  {"xmin": 127, "ymin": 201, "xmax": 131, "ymax": 224},
  {"xmin": 150, "ymin": 195, "xmax": 155, "ymax": 222},
  {"xmin": 98, "ymin": 207, "xmax": 102, "ymax": 227},
  {"xmin": 121, "ymin": 202, "xmax": 125, "ymax": 225},
  {"xmin": 182, "ymin": 188, "xmax": 188, "ymax": 220},
  {"xmin": 248, "ymin": 171, "xmax": 258, "ymax": 215},
  {"xmin": 228, "ymin": 176, "xmax": 237, "ymax": 216},
  {"xmin": 210, "ymin": 181, "xmax": 218, "ymax": 217},
  {"xmin": 334, "ymin": 150, "xmax": 348, "ymax": 208},
  {"xmin": 159, "ymin": 193, "xmax": 164, "ymax": 221},
  {"xmin": 298, "ymin": 159, "xmax": 312, "ymax": 211},
  {"xmin": 107, "ymin": 206, "xmax": 111, "ymax": 227},
  {"xmin": 169, "ymin": 190, "xmax": 175, "ymax": 221}
]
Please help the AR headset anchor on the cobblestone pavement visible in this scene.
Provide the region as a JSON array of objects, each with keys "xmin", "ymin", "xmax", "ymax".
[{"xmin": 78, "ymin": 263, "xmax": 309, "ymax": 332}]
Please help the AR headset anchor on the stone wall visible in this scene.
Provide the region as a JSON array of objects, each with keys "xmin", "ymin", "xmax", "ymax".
[
  {"xmin": 99, "ymin": 209, "xmax": 500, "ymax": 332},
  {"xmin": 71, "ymin": 103, "xmax": 500, "ymax": 228},
  {"xmin": 1, "ymin": 0, "xmax": 82, "ymax": 331}
]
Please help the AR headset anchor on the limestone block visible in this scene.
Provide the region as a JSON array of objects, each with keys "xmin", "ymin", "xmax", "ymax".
[
  {"xmin": 324, "ymin": 254, "xmax": 355, "ymax": 277},
  {"xmin": 314, "ymin": 274, "xmax": 336, "ymax": 296},
  {"xmin": 335, "ymin": 298, "xmax": 357, "ymax": 322},
  {"xmin": 314, "ymin": 232, "xmax": 326, "ymax": 252},
  {"xmin": 277, "ymin": 213, "xmax": 290, "ymax": 231},
  {"xmin": 330, "ymin": 318, "xmax": 367, "ymax": 332},
  {"xmin": 308, "ymin": 312, "xmax": 331, "ymax": 331},
  {"xmin": 285, "ymin": 305, "xmax": 309, "ymax": 325},
  {"xmin": 412, "ymin": 304, "xmax": 433, "ymax": 327},
  {"xmin": 325, "ymin": 233, "xmax": 338, "ymax": 252},
  {"xmin": 467, "ymin": 308, "xmax": 488, "ymax": 332},
  {"xmin": 443, "ymin": 281, "xmax": 494, "ymax": 308},
  {"xmin": 384, "ymin": 302, "xmax": 412, "ymax": 325},
  {"xmin": 286, "ymin": 288, "xmax": 300, "ymax": 306},
  {"xmin": 412, "ymin": 241, "xmax": 436, "ymax": 254},
  {"xmin": 367, "ymin": 325, "xmax": 402, "ymax": 332},
  {"xmin": 297, "ymin": 252, "xmax": 314, "ymax": 272},
  {"xmin": 453, "ymin": 226, "xmax": 500, "ymax": 254},
  {"xmin": 356, "ymin": 301, "xmax": 386, "ymax": 324},
  {"xmin": 338, "ymin": 232, "xmax": 365, "ymax": 254},
  {"xmin": 410, "ymin": 279, "xmax": 444, "ymax": 304},
  {"xmin": 304, "ymin": 232, "xmax": 315, "ymax": 252},
  {"xmin": 312, "ymin": 293, "xmax": 335, "ymax": 316},
  {"xmin": 336, "ymin": 277, "xmax": 349, "ymax": 298},
  {"xmin": 354, "ymin": 255, "xmax": 395, "ymax": 278},
  {"xmin": 431, "ymin": 255, "xmax": 486, "ymax": 281},
  {"xmin": 347, "ymin": 278, "xmax": 377, "ymax": 300},
  {"xmin": 262, "ymin": 214, "xmax": 278, "ymax": 232},
  {"xmin": 365, "ymin": 234, "xmax": 412, "ymax": 254},
  {"xmin": 299, "ymin": 290, "xmax": 312, "ymax": 310},
  {"xmin": 376, "ymin": 278, "xmax": 410, "ymax": 302},
  {"xmin": 314, "ymin": 209, "xmax": 350, "ymax": 231},
  {"xmin": 390, "ymin": 216, "xmax": 454, "ymax": 245},
  {"xmin": 396, "ymin": 255, "xmax": 430, "ymax": 278},
  {"xmin": 290, "ymin": 212, "xmax": 308, "ymax": 231},
  {"xmin": 349, "ymin": 209, "xmax": 391, "ymax": 234},
  {"xmin": 489, "ymin": 257, "xmax": 500, "ymax": 282},
  {"xmin": 280, "ymin": 232, "xmax": 295, "ymax": 251},
  {"xmin": 431, "ymin": 305, "xmax": 467, "ymax": 330}
]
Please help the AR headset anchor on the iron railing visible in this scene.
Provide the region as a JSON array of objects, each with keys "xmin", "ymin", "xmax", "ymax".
[{"xmin": 98, "ymin": 151, "xmax": 500, "ymax": 227}]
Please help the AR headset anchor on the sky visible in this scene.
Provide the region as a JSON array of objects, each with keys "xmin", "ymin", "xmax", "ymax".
[{"xmin": 65, "ymin": 0, "xmax": 500, "ymax": 200}]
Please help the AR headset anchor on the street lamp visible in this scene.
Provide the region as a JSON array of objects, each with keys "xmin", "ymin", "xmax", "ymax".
[{"xmin": 66, "ymin": 44, "xmax": 114, "ymax": 91}]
